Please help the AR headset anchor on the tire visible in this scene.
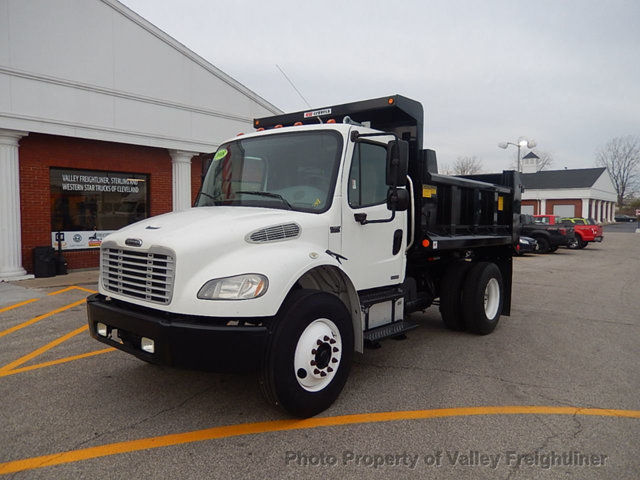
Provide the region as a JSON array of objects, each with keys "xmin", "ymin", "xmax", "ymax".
[
  {"xmin": 461, "ymin": 262, "xmax": 504, "ymax": 335},
  {"xmin": 439, "ymin": 261, "xmax": 472, "ymax": 331},
  {"xmin": 535, "ymin": 236, "xmax": 550, "ymax": 254},
  {"xmin": 576, "ymin": 236, "xmax": 587, "ymax": 249},
  {"xmin": 260, "ymin": 289, "xmax": 354, "ymax": 418}
]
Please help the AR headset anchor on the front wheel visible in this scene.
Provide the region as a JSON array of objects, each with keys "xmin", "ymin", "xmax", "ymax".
[
  {"xmin": 462, "ymin": 262, "xmax": 504, "ymax": 335},
  {"xmin": 260, "ymin": 289, "xmax": 354, "ymax": 418},
  {"xmin": 535, "ymin": 236, "xmax": 550, "ymax": 254}
]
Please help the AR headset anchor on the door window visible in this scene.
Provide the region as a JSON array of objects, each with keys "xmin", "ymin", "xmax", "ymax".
[{"xmin": 348, "ymin": 142, "xmax": 388, "ymax": 208}]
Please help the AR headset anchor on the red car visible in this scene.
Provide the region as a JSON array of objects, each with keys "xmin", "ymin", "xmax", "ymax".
[{"xmin": 533, "ymin": 215, "xmax": 603, "ymax": 249}]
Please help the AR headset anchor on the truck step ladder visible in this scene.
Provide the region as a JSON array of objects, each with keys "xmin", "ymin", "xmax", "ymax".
[{"xmin": 363, "ymin": 320, "xmax": 419, "ymax": 343}]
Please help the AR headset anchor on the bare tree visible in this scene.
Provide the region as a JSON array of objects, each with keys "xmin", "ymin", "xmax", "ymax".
[
  {"xmin": 596, "ymin": 135, "xmax": 640, "ymax": 207},
  {"xmin": 451, "ymin": 156, "xmax": 483, "ymax": 175}
]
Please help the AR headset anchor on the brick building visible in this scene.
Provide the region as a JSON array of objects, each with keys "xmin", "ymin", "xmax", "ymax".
[
  {"xmin": 0, "ymin": 0, "xmax": 280, "ymax": 280},
  {"xmin": 520, "ymin": 161, "xmax": 617, "ymax": 222}
]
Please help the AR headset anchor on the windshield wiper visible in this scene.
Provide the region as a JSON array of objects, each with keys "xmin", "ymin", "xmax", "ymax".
[{"xmin": 235, "ymin": 191, "xmax": 293, "ymax": 210}]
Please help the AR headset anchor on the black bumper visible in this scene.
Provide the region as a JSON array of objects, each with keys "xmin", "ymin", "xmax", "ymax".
[{"xmin": 86, "ymin": 294, "xmax": 270, "ymax": 373}]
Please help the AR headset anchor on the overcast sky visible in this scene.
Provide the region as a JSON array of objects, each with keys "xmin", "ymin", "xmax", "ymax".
[{"xmin": 120, "ymin": 0, "xmax": 639, "ymax": 173}]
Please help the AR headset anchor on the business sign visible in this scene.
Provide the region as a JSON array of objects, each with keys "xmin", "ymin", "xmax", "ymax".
[{"xmin": 51, "ymin": 231, "xmax": 114, "ymax": 250}]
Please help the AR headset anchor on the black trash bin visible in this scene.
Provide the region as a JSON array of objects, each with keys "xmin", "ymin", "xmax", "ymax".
[{"xmin": 33, "ymin": 246, "xmax": 56, "ymax": 278}]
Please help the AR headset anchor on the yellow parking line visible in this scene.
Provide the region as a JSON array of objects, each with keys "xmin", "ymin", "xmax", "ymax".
[
  {"xmin": 0, "ymin": 298, "xmax": 86, "ymax": 339},
  {"xmin": 0, "ymin": 348, "xmax": 115, "ymax": 378},
  {"xmin": 49, "ymin": 286, "xmax": 97, "ymax": 296},
  {"xmin": 0, "ymin": 325, "xmax": 88, "ymax": 372},
  {"xmin": 0, "ymin": 405, "xmax": 638, "ymax": 475},
  {"xmin": 0, "ymin": 298, "xmax": 39, "ymax": 314}
]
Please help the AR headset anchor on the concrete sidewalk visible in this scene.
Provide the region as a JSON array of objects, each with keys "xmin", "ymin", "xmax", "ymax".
[
  {"xmin": 0, "ymin": 269, "xmax": 99, "ymax": 307},
  {"xmin": 12, "ymin": 269, "xmax": 99, "ymax": 289}
]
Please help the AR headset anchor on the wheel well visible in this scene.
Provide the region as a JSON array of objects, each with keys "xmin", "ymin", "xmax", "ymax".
[{"xmin": 294, "ymin": 266, "xmax": 363, "ymax": 353}]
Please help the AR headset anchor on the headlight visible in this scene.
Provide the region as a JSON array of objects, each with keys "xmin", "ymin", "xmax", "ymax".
[{"xmin": 197, "ymin": 274, "xmax": 268, "ymax": 300}]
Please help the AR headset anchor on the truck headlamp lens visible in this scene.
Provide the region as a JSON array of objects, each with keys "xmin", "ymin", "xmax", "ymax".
[{"xmin": 197, "ymin": 274, "xmax": 268, "ymax": 300}]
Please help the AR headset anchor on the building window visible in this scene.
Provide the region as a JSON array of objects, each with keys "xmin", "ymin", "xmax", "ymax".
[{"xmin": 50, "ymin": 168, "xmax": 149, "ymax": 250}]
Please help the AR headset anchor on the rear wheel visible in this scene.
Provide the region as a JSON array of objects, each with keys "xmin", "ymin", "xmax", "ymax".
[
  {"xmin": 260, "ymin": 289, "xmax": 354, "ymax": 418},
  {"xmin": 462, "ymin": 262, "xmax": 504, "ymax": 335},
  {"xmin": 439, "ymin": 261, "xmax": 472, "ymax": 331}
]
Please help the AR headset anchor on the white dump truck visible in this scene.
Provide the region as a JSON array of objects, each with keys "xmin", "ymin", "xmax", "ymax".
[{"xmin": 87, "ymin": 95, "xmax": 521, "ymax": 417}]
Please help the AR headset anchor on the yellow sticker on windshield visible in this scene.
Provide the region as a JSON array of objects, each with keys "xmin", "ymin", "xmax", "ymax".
[
  {"xmin": 313, "ymin": 198, "xmax": 322, "ymax": 208},
  {"xmin": 214, "ymin": 149, "xmax": 228, "ymax": 161}
]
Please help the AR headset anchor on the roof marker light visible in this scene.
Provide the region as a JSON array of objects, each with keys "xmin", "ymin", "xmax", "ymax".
[
  {"xmin": 275, "ymin": 124, "xmax": 283, "ymax": 129},
  {"xmin": 327, "ymin": 119, "xmax": 336, "ymax": 124},
  {"xmin": 388, "ymin": 97, "xmax": 395, "ymax": 105},
  {"xmin": 294, "ymin": 122, "xmax": 303, "ymax": 126},
  {"xmin": 257, "ymin": 127, "xmax": 265, "ymax": 132}
]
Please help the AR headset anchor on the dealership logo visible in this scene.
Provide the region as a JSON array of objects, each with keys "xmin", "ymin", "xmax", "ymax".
[{"xmin": 73, "ymin": 234, "xmax": 82, "ymax": 243}]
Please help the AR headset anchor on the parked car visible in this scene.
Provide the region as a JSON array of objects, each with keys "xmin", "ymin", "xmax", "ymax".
[
  {"xmin": 614, "ymin": 214, "xmax": 636, "ymax": 222},
  {"xmin": 561, "ymin": 217, "xmax": 604, "ymax": 249},
  {"xmin": 520, "ymin": 214, "xmax": 576, "ymax": 254},
  {"xmin": 515, "ymin": 235, "xmax": 538, "ymax": 255}
]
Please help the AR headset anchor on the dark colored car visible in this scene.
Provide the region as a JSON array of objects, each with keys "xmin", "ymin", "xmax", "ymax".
[
  {"xmin": 615, "ymin": 214, "xmax": 636, "ymax": 223},
  {"xmin": 515, "ymin": 235, "xmax": 538, "ymax": 255}
]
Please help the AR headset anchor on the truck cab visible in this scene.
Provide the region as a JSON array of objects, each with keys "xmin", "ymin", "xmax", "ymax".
[{"xmin": 87, "ymin": 95, "xmax": 521, "ymax": 417}]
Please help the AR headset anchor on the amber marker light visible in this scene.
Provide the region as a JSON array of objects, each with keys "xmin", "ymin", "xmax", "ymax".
[
  {"xmin": 275, "ymin": 124, "xmax": 283, "ymax": 128},
  {"xmin": 422, "ymin": 238, "xmax": 430, "ymax": 248},
  {"xmin": 256, "ymin": 128, "xmax": 265, "ymax": 132},
  {"xmin": 327, "ymin": 119, "xmax": 336, "ymax": 124},
  {"xmin": 388, "ymin": 97, "xmax": 395, "ymax": 105},
  {"xmin": 294, "ymin": 122, "xmax": 303, "ymax": 126}
]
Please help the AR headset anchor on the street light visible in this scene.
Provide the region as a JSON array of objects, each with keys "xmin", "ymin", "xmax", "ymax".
[{"xmin": 498, "ymin": 137, "xmax": 537, "ymax": 172}]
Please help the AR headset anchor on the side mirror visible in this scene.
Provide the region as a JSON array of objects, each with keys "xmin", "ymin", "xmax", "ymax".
[
  {"xmin": 387, "ymin": 187, "xmax": 410, "ymax": 212},
  {"xmin": 386, "ymin": 140, "xmax": 409, "ymax": 187}
]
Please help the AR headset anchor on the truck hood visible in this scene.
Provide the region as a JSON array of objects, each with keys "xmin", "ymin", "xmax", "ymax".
[{"xmin": 102, "ymin": 206, "xmax": 330, "ymax": 255}]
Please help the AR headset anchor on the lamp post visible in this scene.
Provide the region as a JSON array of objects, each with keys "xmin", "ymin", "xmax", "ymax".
[{"xmin": 498, "ymin": 137, "xmax": 537, "ymax": 172}]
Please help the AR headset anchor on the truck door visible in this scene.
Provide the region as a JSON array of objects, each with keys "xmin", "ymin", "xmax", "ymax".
[{"xmin": 340, "ymin": 139, "xmax": 407, "ymax": 291}]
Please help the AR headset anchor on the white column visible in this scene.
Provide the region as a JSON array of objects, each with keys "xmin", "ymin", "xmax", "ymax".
[
  {"xmin": 581, "ymin": 199, "xmax": 590, "ymax": 218},
  {"xmin": 539, "ymin": 199, "xmax": 547, "ymax": 215},
  {"xmin": 596, "ymin": 200, "xmax": 602, "ymax": 222},
  {"xmin": 169, "ymin": 150, "xmax": 197, "ymax": 212},
  {"xmin": 0, "ymin": 129, "xmax": 29, "ymax": 280}
]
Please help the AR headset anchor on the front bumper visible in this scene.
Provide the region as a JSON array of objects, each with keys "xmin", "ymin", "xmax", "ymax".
[{"xmin": 86, "ymin": 294, "xmax": 270, "ymax": 372}]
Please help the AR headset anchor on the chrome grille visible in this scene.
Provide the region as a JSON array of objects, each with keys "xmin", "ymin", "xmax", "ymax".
[
  {"xmin": 247, "ymin": 223, "xmax": 301, "ymax": 243},
  {"xmin": 101, "ymin": 247, "xmax": 175, "ymax": 304}
]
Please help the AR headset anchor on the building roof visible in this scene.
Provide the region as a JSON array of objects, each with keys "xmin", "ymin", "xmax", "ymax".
[{"xmin": 521, "ymin": 167, "xmax": 607, "ymax": 190}]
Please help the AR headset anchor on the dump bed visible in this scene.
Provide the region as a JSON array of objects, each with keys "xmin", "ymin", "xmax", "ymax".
[{"xmin": 415, "ymin": 170, "xmax": 521, "ymax": 252}]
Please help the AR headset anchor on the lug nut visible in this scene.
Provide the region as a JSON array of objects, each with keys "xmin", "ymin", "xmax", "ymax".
[
  {"xmin": 323, "ymin": 336, "xmax": 330, "ymax": 341},
  {"xmin": 331, "ymin": 358, "xmax": 338, "ymax": 363},
  {"xmin": 320, "ymin": 371, "xmax": 327, "ymax": 377},
  {"xmin": 329, "ymin": 339, "xmax": 336, "ymax": 344},
  {"xmin": 313, "ymin": 369, "xmax": 320, "ymax": 375},
  {"xmin": 333, "ymin": 347, "xmax": 339, "ymax": 352},
  {"xmin": 327, "ymin": 367, "xmax": 333, "ymax": 373},
  {"xmin": 310, "ymin": 360, "xmax": 316, "ymax": 366}
]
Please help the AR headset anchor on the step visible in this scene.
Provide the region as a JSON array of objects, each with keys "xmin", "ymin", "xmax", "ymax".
[
  {"xmin": 359, "ymin": 287, "xmax": 404, "ymax": 307},
  {"xmin": 363, "ymin": 320, "xmax": 419, "ymax": 343}
]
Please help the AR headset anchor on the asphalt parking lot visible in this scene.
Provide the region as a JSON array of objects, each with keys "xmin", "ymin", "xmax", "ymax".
[{"xmin": 1, "ymin": 230, "xmax": 639, "ymax": 479}]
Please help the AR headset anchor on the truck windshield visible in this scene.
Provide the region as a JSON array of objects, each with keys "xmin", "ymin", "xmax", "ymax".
[{"xmin": 196, "ymin": 131, "xmax": 342, "ymax": 213}]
